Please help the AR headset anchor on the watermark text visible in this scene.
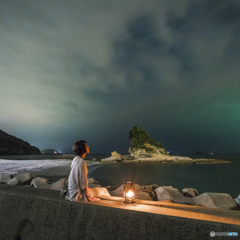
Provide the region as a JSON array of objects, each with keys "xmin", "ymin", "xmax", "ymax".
[{"xmin": 210, "ymin": 231, "xmax": 238, "ymax": 237}]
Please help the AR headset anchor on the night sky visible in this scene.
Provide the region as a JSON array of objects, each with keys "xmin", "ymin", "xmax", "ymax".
[{"xmin": 1, "ymin": 0, "xmax": 240, "ymax": 154}]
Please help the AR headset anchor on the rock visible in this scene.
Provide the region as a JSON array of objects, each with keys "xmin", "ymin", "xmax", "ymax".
[
  {"xmin": 111, "ymin": 151, "xmax": 123, "ymax": 158},
  {"xmin": 182, "ymin": 188, "xmax": 199, "ymax": 197},
  {"xmin": 232, "ymin": 196, "xmax": 240, "ymax": 211},
  {"xmin": 0, "ymin": 173, "xmax": 12, "ymax": 183},
  {"xmin": 232, "ymin": 204, "xmax": 240, "ymax": 211},
  {"xmin": 110, "ymin": 184, "xmax": 152, "ymax": 200},
  {"xmin": 88, "ymin": 178, "xmax": 99, "ymax": 185},
  {"xmin": 129, "ymin": 144, "xmax": 168, "ymax": 159},
  {"xmin": 101, "ymin": 151, "xmax": 123, "ymax": 162},
  {"xmin": 89, "ymin": 187, "xmax": 110, "ymax": 197},
  {"xmin": 88, "ymin": 178, "xmax": 102, "ymax": 188},
  {"xmin": 30, "ymin": 178, "xmax": 66, "ymax": 191},
  {"xmin": 234, "ymin": 195, "xmax": 240, "ymax": 204},
  {"xmin": 141, "ymin": 187, "xmax": 157, "ymax": 200},
  {"xmin": 193, "ymin": 193, "xmax": 237, "ymax": 210},
  {"xmin": 30, "ymin": 177, "xmax": 51, "ymax": 189},
  {"xmin": 108, "ymin": 185, "xmax": 124, "ymax": 197},
  {"xmin": 7, "ymin": 178, "xmax": 20, "ymax": 186},
  {"xmin": 155, "ymin": 186, "xmax": 195, "ymax": 205},
  {"xmin": 122, "ymin": 155, "xmax": 134, "ymax": 160},
  {"xmin": 50, "ymin": 179, "xmax": 66, "ymax": 190},
  {"xmin": 142, "ymin": 184, "xmax": 160, "ymax": 190},
  {"xmin": 30, "ymin": 176, "xmax": 103, "ymax": 191},
  {"xmin": 128, "ymin": 126, "xmax": 168, "ymax": 158},
  {"xmin": 105, "ymin": 186, "xmax": 118, "ymax": 191},
  {"xmin": 0, "ymin": 130, "xmax": 41, "ymax": 155},
  {"xmin": 141, "ymin": 184, "xmax": 160, "ymax": 200},
  {"xmin": 7, "ymin": 173, "xmax": 35, "ymax": 186}
]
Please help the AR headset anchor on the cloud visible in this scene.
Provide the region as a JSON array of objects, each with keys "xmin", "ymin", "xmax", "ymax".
[{"xmin": 1, "ymin": 0, "xmax": 240, "ymax": 153}]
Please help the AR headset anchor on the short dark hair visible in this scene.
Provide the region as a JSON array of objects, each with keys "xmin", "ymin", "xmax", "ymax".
[{"xmin": 72, "ymin": 140, "xmax": 87, "ymax": 156}]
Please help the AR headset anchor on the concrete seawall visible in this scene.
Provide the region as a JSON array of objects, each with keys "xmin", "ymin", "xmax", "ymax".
[{"xmin": 0, "ymin": 184, "xmax": 239, "ymax": 240}]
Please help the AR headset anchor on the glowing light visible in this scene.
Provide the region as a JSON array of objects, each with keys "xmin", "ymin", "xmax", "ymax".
[
  {"xmin": 123, "ymin": 181, "xmax": 135, "ymax": 204},
  {"xmin": 126, "ymin": 190, "xmax": 134, "ymax": 198}
]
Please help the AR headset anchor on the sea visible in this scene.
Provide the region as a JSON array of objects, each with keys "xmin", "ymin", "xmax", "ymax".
[
  {"xmin": 0, "ymin": 153, "xmax": 239, "ymax": 198},
  {"xmin": 86, "ymin": 154, "xmax": 240, "ymax": 199}
]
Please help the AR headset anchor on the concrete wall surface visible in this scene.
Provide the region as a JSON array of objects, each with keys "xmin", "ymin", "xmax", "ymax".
[{"xmin": 0, "ymin": 184, "xmax": 239, "ymax": 240}]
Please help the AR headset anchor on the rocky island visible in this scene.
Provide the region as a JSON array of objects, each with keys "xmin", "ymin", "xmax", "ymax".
[{"xmin": 101, "ymin": 126, "xmax": 231, "ymax": 164}]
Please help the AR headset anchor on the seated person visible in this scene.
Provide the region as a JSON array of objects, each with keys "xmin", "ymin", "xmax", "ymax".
[{"xmin": 65, "ymin": 140, "xmax": 100, "ymax": 202}]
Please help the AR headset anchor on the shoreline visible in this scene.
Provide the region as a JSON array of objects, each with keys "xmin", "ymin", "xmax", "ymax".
[
  {"xmin": 100, "ymin": 155, "xmax": 232, "ymax": 164},
  {"xmin": 101, "ymin": 158, "xmax": 231, "ymax": 164},
  {"xmin": 0, "ymin": 153, "xmax": 232, "ymax": 165}
]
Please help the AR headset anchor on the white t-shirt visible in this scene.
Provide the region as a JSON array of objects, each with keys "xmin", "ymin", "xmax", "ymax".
[{"xmin": 65, "ymin": 156, "xmax": 88, "ymax": 201}]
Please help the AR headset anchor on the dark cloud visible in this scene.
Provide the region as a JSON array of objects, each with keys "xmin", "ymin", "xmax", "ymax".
[{"xmin": 1, "ymin": 0, "xmax": 240, "ymax": 154}]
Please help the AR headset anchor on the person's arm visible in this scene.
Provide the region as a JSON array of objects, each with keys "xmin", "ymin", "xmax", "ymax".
[
  {"xmin": 80, "ymin": 160, "xmax": 99, "ymax": 201},
  {"xmin": 84, "ymin": 186, "xmax": 100, "ymax": 201}
]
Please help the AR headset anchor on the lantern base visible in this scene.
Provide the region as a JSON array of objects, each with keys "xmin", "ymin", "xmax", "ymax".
[{"xmin": 123, "ymin": 199, "xmax": 135, "ymax": 204}]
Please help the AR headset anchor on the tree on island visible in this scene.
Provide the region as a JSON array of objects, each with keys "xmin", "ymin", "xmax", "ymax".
[{"xmin": 128, "ymin": 126, "xmax": 167, "ymax": 155}]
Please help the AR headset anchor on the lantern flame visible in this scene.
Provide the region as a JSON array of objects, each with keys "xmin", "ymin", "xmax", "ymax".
[{"xmin": 126, "ymin": 190, "xmax": 134, "ymax": 198}]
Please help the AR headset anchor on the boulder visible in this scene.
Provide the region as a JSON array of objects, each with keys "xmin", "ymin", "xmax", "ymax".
[
  {"xmin": 234, "ymin": 195, "xmax": 240, "ymax": 204},
  {"xmin": 142, "ymin": 184, "xmax": 160, "ymax": 200},
  {"xmin": 182, "ymin": 188, "xmax": 199, "ymax": 197},
  {"xmin": 141, "ymin": 187, "xmax": 157, "ymax": 200},
  {"xmin": 89, "ymin": 187, "xmax": 110, "ymax": 197},
  {"xmin": 142, "ymin": 184, "xmax": 160, "ymax": 190},
  {"xmin": 88, "ymin": 178, "xmax": 102, "ymax": 188},
  {"xmin": 155, "ymin": 186, "xmax": 195, "ymax": 205},
  {"xmin": 50, "ymin": 179, "xmax": 65, "ymax": 190},
  {"xmin": 88, "ymin": 178, "xmax": 100, "ymax": 185},
  {"xmin": 30, "ymin": 178, "xmax": 70, "ymax": 191},
  {"xmin": 193, "ymin": 193, "xmax": 237, "ymax": 210},
  {"xmin": 7, "ymin": 178, "xmax": 20, "ymax": 186},
  {"xmin": 89, "ymin": 183, "xmax": 103, "ymax": 188},
  {"xmin": 0, "ymin": 173, "xmax": 12, "ymax": 183},
  {"xmin": 30, "ymin": 177, "xmax": 51, "ymax": 189},
  {"xmin": 110, "ymin": 184, "xmax": 152, "ymax": 200},
  {"xmin": 7, "ymin": 173, "xmax": 35, "ymax": 186},
  {"xmin": 105, "ymin": 186, "xmax": 118, "ymax": 191}
]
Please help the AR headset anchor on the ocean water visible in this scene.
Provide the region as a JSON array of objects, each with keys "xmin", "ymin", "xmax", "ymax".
[
  {"xmin": 1, "ymin": 153, "xmax": 239, "ymax": 198},
  {"xmin": 87, "ymin": 154, "xmax": 240, "ymax": 198}
]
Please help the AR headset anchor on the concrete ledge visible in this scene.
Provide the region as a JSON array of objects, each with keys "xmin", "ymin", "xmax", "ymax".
[{"xmin": 0, "ymin": 184, "xmax": 239, "ymax": 240}]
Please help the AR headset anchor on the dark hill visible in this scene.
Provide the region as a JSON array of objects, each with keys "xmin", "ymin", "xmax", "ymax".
[{"xmin": 0, "ymin": 130, "xmax": 41, "ymax": 155}]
